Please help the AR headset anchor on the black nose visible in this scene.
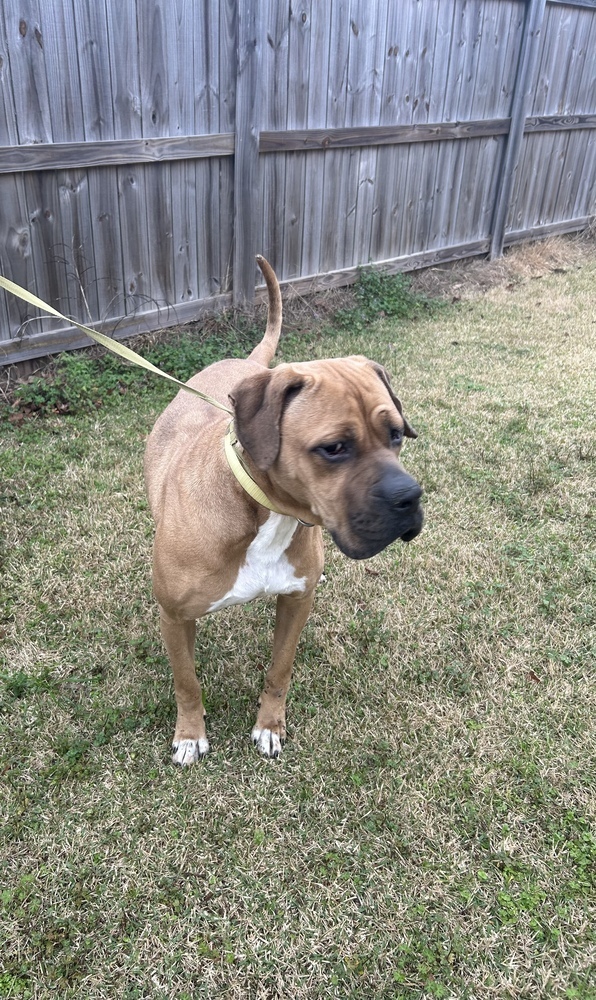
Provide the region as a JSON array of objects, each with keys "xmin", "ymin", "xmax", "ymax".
[{"xmin": 375, "ymin": 469, "xmax": 422, "ymax": 512}]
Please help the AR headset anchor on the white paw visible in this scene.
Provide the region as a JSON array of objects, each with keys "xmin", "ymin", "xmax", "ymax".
[
  {"xmin": 172, "ymin": 738, "xmax": 210, "ymax": 766},
  {"xmin": 252, "ymin": 727, "xmax": 283, "ymax": 759}
]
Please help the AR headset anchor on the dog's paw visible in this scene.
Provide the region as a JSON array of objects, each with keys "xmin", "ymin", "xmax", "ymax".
[
  {"xmin": 172, "ymin": 738, "xmax": 210, "ymax": 766},
  {"xmin": 251, "ymin": 727, "xmax": 283, "ymax": 759}
]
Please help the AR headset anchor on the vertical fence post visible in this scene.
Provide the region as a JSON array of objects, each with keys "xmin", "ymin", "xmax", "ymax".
[
  {"xmin": 233, "ymin": 0, "xmax": 261, "ymax": 306},
  {"xmin": 490, "ymin": 0, "xmax": 547, "ymax": 259}
]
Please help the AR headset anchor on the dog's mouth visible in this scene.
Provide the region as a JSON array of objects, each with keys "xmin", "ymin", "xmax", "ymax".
[
  {"xmin": 399, "ymin": 523, "xmax": 423, "ymax": 543},
  {"xmin": 330, "ymin": 505, "xmax": 424, "ymax": 560},
  {"xmin": 327, "ymin": 468, "xmax": 424, "ymax": 560}
]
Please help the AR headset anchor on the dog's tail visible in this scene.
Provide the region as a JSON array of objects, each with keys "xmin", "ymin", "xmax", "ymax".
[{"xmin": 248, "ymin": 255, "xmax": 283, "ymax": 366}]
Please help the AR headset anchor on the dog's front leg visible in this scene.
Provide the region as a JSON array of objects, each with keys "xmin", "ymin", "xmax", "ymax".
[
  {"xmin": 252, "ymin": 589, "xmax": 316, "ymax": 758},
  {"xmin": 160, "ymin": 611, "xmax": 209, "ymax": 765}
]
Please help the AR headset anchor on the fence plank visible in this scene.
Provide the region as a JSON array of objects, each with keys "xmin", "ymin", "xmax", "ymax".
[
  {"xmin": 316, "ymin": 0, "xmax": 350, "ymax": 273},
  {"xmin": 300, "ymin": 0, "xmax": 330, "ymax": 278},
  {"xmin": 0, "ymin": 176, "xmax": 36, "ymax": 336},
  {"xmin": 0, "ymin": 134, "xmax": 236, "ymax": 173},
  {"xmin": 260, "ymin": 0, "xmax": 290, "ymax": 276},
  {"xmin": 218, "ymin": 0, "xmax": 237, "ymax": 292},
  {"xmin": 198, "ymin": 0, "xmax": 226, "ymax": 300},
  {"xmin": 282, "ymin": 1, "xmax": 310, "ymax": 279},
  {"xmin": 0, "ymin": 9, "xmax": 30, "ymax": 335},
  {"xmin": 72, "ymin": 0, "xmax": 115, "ymax": 141},
  {"xmin": 42, "ymin": 0, "xmax": 83, "ymax": 144},
  {"xmin": 233, "ymin": 0, "xmax": 260, "ymax": 305},
  {"xmin": 547, "ymin": 0, "xmax": 596, "ymax": 9},
  {"xmin": 539, "ymin": 11, "xmax": 596, "ymax": 224},
  {"xmin": 526, "ymin": 3, "xmax": 583, "ymax": 226},
  {"xmin": 4, "ymin": 0, "xmax": 52, "ymax": 144}
]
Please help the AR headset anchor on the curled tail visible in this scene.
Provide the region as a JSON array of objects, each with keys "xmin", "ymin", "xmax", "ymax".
[{"xmin": 248, "ymin": 255, "xmax": 283, "ymax": 366}]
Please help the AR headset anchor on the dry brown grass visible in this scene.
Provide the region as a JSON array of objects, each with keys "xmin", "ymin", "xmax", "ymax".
[{"xmin": 411, "ymin": 228, "xmax": 596, "ymax": 301}]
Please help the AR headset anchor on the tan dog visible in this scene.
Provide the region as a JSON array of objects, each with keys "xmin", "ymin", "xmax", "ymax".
[{"xmin": 145, "ymin": 257, "xmax": 423, "ymax": 764}]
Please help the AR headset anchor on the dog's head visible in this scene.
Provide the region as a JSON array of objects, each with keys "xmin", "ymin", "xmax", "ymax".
[{"xmin": 230, "ymin": 357, "xmax": 423, "ymax": 559}]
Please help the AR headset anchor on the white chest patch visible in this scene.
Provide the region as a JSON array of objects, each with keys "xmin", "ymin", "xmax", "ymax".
[{"xmin": 207, "ymin": 514, "xmax": 306, "ymax": 613}]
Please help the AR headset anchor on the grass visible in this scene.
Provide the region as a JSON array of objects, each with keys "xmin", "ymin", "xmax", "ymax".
[{"xmin": 1, "ymin": 250, "xmax": 595, "ymax": 998}]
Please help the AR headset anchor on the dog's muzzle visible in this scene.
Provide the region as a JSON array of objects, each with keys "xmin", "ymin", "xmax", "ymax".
[{"xmin": 332, "ymin": 467, "xmax": 424, "ymax": 560}]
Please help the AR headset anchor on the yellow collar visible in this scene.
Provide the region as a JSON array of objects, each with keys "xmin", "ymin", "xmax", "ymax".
[
  {"xmin": 223, "ymin": 423, "xmax": 314, "ymax": 525},
  {"xmin": 223, "ymin": 422, "xmax": 286, "ymax": 515}
]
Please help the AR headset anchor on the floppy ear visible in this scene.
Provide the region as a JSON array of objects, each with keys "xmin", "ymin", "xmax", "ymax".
[
  {"xmin": 371, "ymin": 363, "xmax": 418, "ymax": 439},
  {"xmin": 229, "ymin": 368, "xmax": 305, "ymax": 470}
]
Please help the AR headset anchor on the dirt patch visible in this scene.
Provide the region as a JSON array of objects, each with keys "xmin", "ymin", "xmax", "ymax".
[{"xmin": 408, "ymin": 228, "xmax": 596, "ymax": 302}]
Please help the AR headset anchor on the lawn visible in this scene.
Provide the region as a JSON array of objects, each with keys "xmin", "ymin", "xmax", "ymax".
[{"xmin": 1, "ymin": 246, "xmax": 595, "ymax": 999}]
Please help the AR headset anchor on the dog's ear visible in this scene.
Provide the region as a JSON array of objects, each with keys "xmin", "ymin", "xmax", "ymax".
[
  {"xmin": 371, "ymin": 363, "xmax": 418, "ymax": 439},
  {"xmin": 230, "ymin": 368, "xmax": 305, "ymax": 470}
]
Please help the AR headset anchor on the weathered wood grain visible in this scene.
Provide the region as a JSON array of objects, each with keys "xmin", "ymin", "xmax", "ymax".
[
  {"xmin": 547, "ymin": 0, "xmax": 596, "ymax": 9},
  {"xmin": 233, "ymin": 0, "xmax": 260, "ymax": 305},
  {"xmin": 261, "ymin": 117, "xmax": 539, "ymax": 155},
  {"xmin": 218, "ymin": 0, "xmax": 236, "ymax": 292},
  {"xmin": 525, "ymin": 114, "xmax": 596, "ymax": 130},
  {"xmin": 528, "ymin": 19, "xmax": 576, "ymax": 237},
  {"xmin": 282, "ymin": 1, "xmax": 310, "ymax": 279},
  {"xmin": 0, "ymin": 292, "xmax": 233, "ymax": 366},
  {"xmin": 0, "ymin": 135, "xmax": 235, "ymax": 173},
  {"xmin": 300, "ymin": 0, "xmax": 330, "ymax": 278},
  {"xmin": 260, "ymin": 0, "xmax": 290, "ymax": 277},
  {"xmin": 72, "ymin": 0, "xmax": 115, "ymax": 141},
  {"xmin": 504, "ymin": 215, "xmax": 593, "ymax": 244},
  {"xmin": 344, "ymin": 0, "xmax": 384, "ymax": 264},
  {"xmin": 0, "ymin": 9, "xmax": 31, "ymax": 334},
  {"xmin": 0, "ymin": 0, "xmax": 594, "ymax": 365},
  {"xmin": 320, "ymin": 0, "xmax": 355, "ymax": 274},
  {"xmin": 2, "ymin": 114, "xmax": 593, "ymax": 174},
  {"xmin": 3, "ymin": 0, "xmax": 52, "ymax": 145},
  {"xmin": 97, "ymin": 0, "xmax": 142, "ymax": 321}
]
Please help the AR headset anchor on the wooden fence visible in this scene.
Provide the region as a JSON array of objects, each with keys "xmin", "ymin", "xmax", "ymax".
[{"xmin": 0, "ymin": 0, "xmax": 595, "ymax": 365}]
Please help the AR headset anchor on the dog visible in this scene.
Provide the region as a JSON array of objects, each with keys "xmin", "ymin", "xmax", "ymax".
[{"xmin": 144, "ymin": 256, "xmax": 423, "ymax": 764}]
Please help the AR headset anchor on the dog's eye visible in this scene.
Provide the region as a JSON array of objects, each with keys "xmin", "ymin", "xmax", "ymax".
[
  {"xmin": 390, "ymin": 428, "xmax": 403, "ymax": 448},
  {"xmin": 315, "ymin": 441, "xmax": 351, "ymax": 462}
]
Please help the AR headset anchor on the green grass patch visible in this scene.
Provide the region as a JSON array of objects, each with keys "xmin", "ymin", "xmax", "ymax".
[
  {"xmin": 0, "ymin": 257, "xmax": 595, "ymax": 998},
  {"xmin": 4, "ymin": 322, "xmax": 260, "ymax": 420},
  {"xmin": 335, "ymin": 266, "xmax": 445, "ymax": 334}
]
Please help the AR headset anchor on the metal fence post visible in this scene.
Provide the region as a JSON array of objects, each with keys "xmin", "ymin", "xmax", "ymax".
[{"xmin": 490, "ymin": 0, "xmax": 547, "ymax": 259}]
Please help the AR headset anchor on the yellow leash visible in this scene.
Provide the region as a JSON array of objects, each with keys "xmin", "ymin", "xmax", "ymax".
[
  {"xmin": 0, "ymin": 272, "xmax": 294, "ymax": 517},
  {"xmin": 0, "ymin": 273, "xmax": 233, "ymax": 414}
]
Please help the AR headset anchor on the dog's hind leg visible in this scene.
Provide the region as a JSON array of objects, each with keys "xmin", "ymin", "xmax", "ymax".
[
  {"xmin": 160, "ymin": 612, "xmax": 209, "ymax": 765},
  {"xmin": 252, "ymin": 589, "xmax": 316, "ymax": 758}
]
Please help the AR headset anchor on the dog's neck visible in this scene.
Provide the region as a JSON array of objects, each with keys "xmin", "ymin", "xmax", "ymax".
[{"xmin": 223, "ymin": 423, "xmax": 313, "ymax": 527}]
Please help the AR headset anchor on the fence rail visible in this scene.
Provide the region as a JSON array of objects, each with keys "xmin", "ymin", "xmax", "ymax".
[{"xmin": 0, "ymin": 0, "xmax": 595, "ymax": 366}]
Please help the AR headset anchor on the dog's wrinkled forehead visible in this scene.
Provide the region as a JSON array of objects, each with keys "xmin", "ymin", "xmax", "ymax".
[
  {"xmin": 291, "ymin": 355, "xmax": 379, "ymax": 387},
  {"xmin": 231, "ymin": 356, "xmax": 416, "ymax": 470},
  {"xmin": 292, "ymin": 357, "xmax": 417, "ymax": 437}
]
